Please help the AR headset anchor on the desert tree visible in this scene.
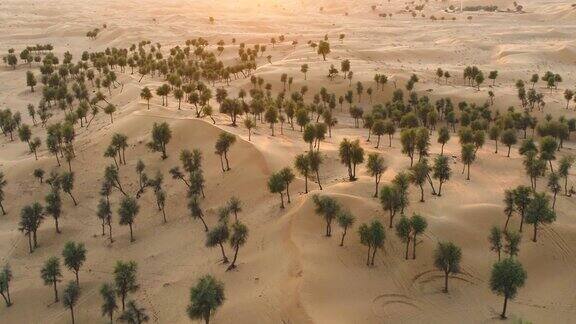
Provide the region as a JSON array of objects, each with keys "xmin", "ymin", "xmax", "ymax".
[
  {"xmin": 18, "ymin": 202, "xmax": 43, "ymax": 253},
  {"xmin": 317, "ymin": 40, "xmax": 330, "ymax": 60},
  {"xmin": 26, "ymin": 70, "xmax": 37, "ymax": 91},
  {"xmin": 188, "ymin": 195, "xmax": 209, "ymax": 231},
  {"xmin": 488, "ymin": 70, "xmax": 498, "ymax": 86},
  {"xmin": 45, "ymin": 189, "xmax": 62, "ymax": 233},
  {"xmin": 118, "ymin": 300, "xmax": 149, "ymax": 324},
  {"xmin": 308, "ymin": 150, "xmax": 323, "ymax": 190},
  {"xmin": 410, "ymin": 214, "xmax": 427, "ymax": 259},
  {"xmin": 301, "ymin": 64, "xmax": 309, "ymax": 80},
  {"xmin": 0, "ymin": 264, "xmax": 12, "ymax": 306},
  {"xmin": 488, "ymin": 226, "xmax": 503, "ymax": 261},
  {"xmin": 268, "ymin": 172, "xmax": 287, "ymax": 208},
  {"xmin": 34, "ymin": 168, "xmax": 45, "ymax": 184},
  {"xmin": 461, "ymin": 143, "xmax": 476, "ymax": 180},
  {"xmin": 279, "ymin": 167, "xmax": 295, "ymax": 204},
  {"xmin": 60, "ymin": 172, "xmax": 78, "ymax": 206},
  {"xmin": 500, "ymin": 129, "xmax": 517, "ymax": 157},
  {"xmin": 336, "ymin": 210, "xmax": 355, "ymax": 246},
  {"xmin": 147, "ymin": 122, "xmax": 171, "ymax": 159},
  {"xmin": 434, "ymin": 241, "xmax": 462, "ymax": 293},
  {"xmin": 395, "ymin": 215, "xmax": 412, "ymax": 259},
  {"xmin": 118, "ymin": 197, "xmax": 140, "ymax": 242},
  {"xmin": 539, "ymin": 136, "xmax": 557, "ymax": 173},
  {"xmin": 104, "ymin": 104, "xmax": 117, "ymax": 123},
  {"xmin": 503, "ymin": 189, "xmax": 515, "ymax": 231},
  {"xmin": 339, "ymin": 139, "xmax": 364, "ymax": 181},
  {"xmin": 97, "ymin": 198, "xmax": 113, "ymax": 242},
  {"xmin": 155, "ymin": 189, "xmax": 167, "ymax": 223},
  {"xmin": 523, "ymin": 150, "xmax": 546, "ymax": 190},
  {"xmin": 437, "ymin": 126, "xmax": 450, "ymax": 155},
  {"xmin": 206, "ymin": 223, "xmax": 230, "ymax": 264},
  {"xmin": 411, "ymin": 159, "xmax": 431, "ymax": 202},
  {"xmin": 490, "ymin": 258, "xmax": 527, "ymax": 319},
  {"xmin": 504, "ymin": 230, "xmax": 521, "ymax": 258},
  {"xmin": 63, "ymin": 281, "xmax": 80, "ymax": 324},
  {"xmin": 41, "ymin": 256, "xmax": 63, "ymax": 302},
  {"xmin": 380, "ymin": 184, "xmax": 401, "ymax": 228},
  {"xmin": 62, "ymin": 241, "xmax": 86, "ymax": 286},
  {"xmin": 227, "ymin": 221, "xmax": 249, "ymax": 271},
  {"xmin": 489, "ymin": 125, "xmax": 501, "ymax": 154},
  {"xmin": 187, "ymin": 275, "xmax": 225, "ymax": 324},
  {"xmin": 371, "ymin": 120, "xmax": 385, "ymax": 148},
  {"xmin": 114, "ymin": 260, "xmax": 139, "ymax": 311},
  {"xmin": 558, "ymin": 155, "xmax": 574, "ymax": 195},
  {"xmin": 513, "ymin": 186, "xmax": 532, "ymax": 232},
  {"xmin": 400, "ymin": 128, "xmax": 417, "ymax": 166},
  {"xmin": 215, "ymin": 132, "xmax": 236, "ymax": 171},
  {"xmin": 547, "ymin": 172, "xmax": 561, "ymax": 210},
  {"xmin": 525, "ymin": 192, "xmax": 556, "ymax": 242},
  {"xmin": 100, "ymin": 283, "xmax": 118, "ymax": 323},
  {"xmin": 313, "ymin": 195, "xmax": 340, "ymax": 237},
  {"xmin": 243, "ymin": 118, "xmax": 255, "ymax": 141},
  {"xmin": 0, "ymin": 172, "xmax": 5, "ymax": 215},
  {"xmin": 366, "ymin": 153, "xmax": 385, "ymax": 197},
  {"xmin": 294, "ymin": 153, "xmax": 311, "ymax": 193},
  {"xmin": 359, "ymin": 220, "xmax": 386, "ymax": 266},
  {"xmin": 140, "ymin": 87, "xmax": 153, "ymax": 109}
]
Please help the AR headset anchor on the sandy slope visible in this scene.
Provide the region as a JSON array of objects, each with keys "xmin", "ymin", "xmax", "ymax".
[{"xmin": 1, "ymin": 0, "xmax": 576, "ymax": 323}]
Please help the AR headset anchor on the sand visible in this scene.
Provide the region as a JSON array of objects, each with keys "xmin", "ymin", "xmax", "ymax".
[{"xmin": 1, "ymin": 0, "xmax": 576, "ymax": 323}]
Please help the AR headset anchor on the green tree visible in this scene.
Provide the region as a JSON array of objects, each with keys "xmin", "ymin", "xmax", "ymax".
[
  {"xmin": 62, "ymin": 281, "xmax": 80, "ymax": 324},
  {"xmin": 366, "ymin": 153, "xmax": 385, "ymax": 197},
  {"xmin": 339, "ymin": 138, "xmax": 364, "ymax": 181},
  {"xmin": 294, "ymin": 153, "xmax": 311, "ymax": 193},
  {"xmin": 62, "ymin": 241, "xmax": 86, "ymax": 285},
  {"xmin": 504, "ymin": 230, "xmax": 521, "ymax": 258},
  {"xmin": 188, "ymin": 195, "xmax": 209, "ymax": 232},
  {"xmin": 317, "ymin": 41, "xmax": 330, "ymax": 60},
  {"xmin": 336, "ymin": 210, "xmax": 355, "ymax": 246},
  {"xmin": 114, "ymin": 261, "xmax": 139, "ymax": 311},
  {"xmin": 461, "ymin": 143, "xmax": 476, "ymax": 180},
  {"xmin": 490, "ymin": 258, "xmax": 527, "ymax": 319},
  {"xmin": 313, "ymin": 195, "xmax": 341, "ymax": 237},
  {"xmin": 308, "ymin": 150, "xmax": 323, "ymax": 190},
  {"xmin": 118, "ymin": 300, "xmax": 149, "ymax": 324},
  {"xmin": 395, "ymin": 216, "xmax": 412, "ymax": 259},
  {"xmin": 41, "ymin": 256, "xmax": 62, "ymax": 302},
  {"xmin": 434, "ymin": 241, "xmax": 462, "ymax": 293},
  {"xmin": 410, "ymin": 159, "xmax": 430, "ymax": 202},
  {"xmin": 227, "ymin": 221, "xmax": 249, "ymax": 271},
  {"xmin": 380, "ymin": 185, "xmax": 401, "ymax": 228},
  {"xmin": 206, "ymin": 223, "xmax": 230, "ymax": 264},
  {"xmin": 187, "ymin": 275, "xmax": 225, "ymax": 324},
  {"xmin": 215, "ymin": 132, "xmax": 236, "ymax": 171},
  {"xmin": 100, "ymin": 282, "xmax": 118, "ymax": 323},
  {"xmin": 118, "ymin": 197, "xmax": 140, "ymax": 242},
  {"xmin": 18, "ymin": 202, "xmax": 43, "ymax": 253},
  {"xmin": 140, "ymin": 87, "xmax": 153, "ymax": 109},
  {"xmin": 0, "ymin": 264, "xmax": 13, "ymax": 306},
  {"xmin": 147, "ymin": 122, "xmax": 171, "ymax": 159},
  {"xmin": 539, "ymin": 136, "xmax": 558, "ymax": 172},
  {"xmin": 525, "ymin": 192, "xmax": 556, "ymax": 242},
  {"xmin": 268, "ymin": 172, "xmax": 287, "ymax": 208},
  {"xmin": 279, "ymin": 167, "xmax": 295, "ymax": 204},
  {"xmin": 410, "ymin": 214, "xmax": 427, "ymax": 259},
  {"xmin": 488, "ymin": 226, "xmax": 503, "ymax": 261},
  {"xmin": 558, "ymin": 155, "xmax": 574, "ymax": 195},
  {"xmin": 60, "ymin": 172, "xmax": 78, "ymax": 206},
  {"xmin": 513, "ymin": 186, "xmax": 532, "ymax": 232},
  {"xmin": 437, "ymin": 126, "xmax": 450, "ymax": 155},
  {"xmin": 359, "ymin": 220, "xmax": 386, "ymax": 266},
  {"xmin": 45, "ymin": 189, "xmax": 62, "ymax": 233},
  {"xmin": 500, "ymin": 129, "xmax": 517, "ymax": 157}
]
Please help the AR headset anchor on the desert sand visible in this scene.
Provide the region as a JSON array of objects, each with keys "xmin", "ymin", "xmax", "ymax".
[{"xmin": 1, "ymin": 0, "xmax": 576, "ymax": 323}]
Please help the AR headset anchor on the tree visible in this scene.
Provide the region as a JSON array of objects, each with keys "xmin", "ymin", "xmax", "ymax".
[
  {"xmin": 308, "ymin": 150, "xmax": 323, "ymax": 190},
  {"xmin": 18, "ymin": 202, "xmax": 43, "ymax": 253},
  {"xmin": 147, "ymin": 122, "xmax": 171, "ymax": 159},
  {"xmin": 26, "ymin": 71, "xmax": 37, "ymax": 91},
  {"xmin": 437, "ymin": 126, "xmax": 450, "ymax": 155},
  {"xmin": 461, "ymin": 143, "xmax": 476, "ymax": 180},
  {"xmin": 434, "ymin": 241, "xmax": 462, "ymax": 293},
  {"xmin": 488, "ymin": 226, "xmax": 503, "ymax": 261},
  {"xmin": 339, "ymin": 139, "xmax": 364, "ymax": 181},
  {"xmin": 513, "ymin": 186, "xmax": 532, "ymax": 232},
  {"xmin": 500, "ymin": 129, "xmax": 517, "ymax": 157},
  {"xmin": 279, "ymin": 167, "xmax": 295, "ymax": 204},
  {"xmin": 317, "ymin": 41, "xmax": 330, "ymax": 60},
  {"xmin": 215, "ymin": 132, "xmax": 236, "ymax": 171},
  {"xmin": 503, "ymin": 190, "xmax": 515, "ymax": 231},
  {"xmin": 294, "ymin": 153, "xmax": 311, "ymax": 193},
  {"xmin": 118, "ymin": 197, "xmax": 140, "ymax": 242},
  {"xmin": 547, "ymin": 172, "xmax": 561, "ymax": 210},
  {"xmin": 366, "ymin": 153, "xmax": 385, "ymax": 197},
  {"xmin": 301, "ymin": 64, "xmax": 309, "ymax": 80},
  {"xmin": 504, "ymin": 230, "xmax": 521, "ymax": 258},
  {"xmin": 380, "ymin": 185, "xmax": 401, "ymax": 228},
  {"xmin": 411, "ymin": 159, "xmax": 430, "ymax": 202},
  {"xmin": 104, "ymin": 104, "xmax": 117, "ymax": 123},
  {"xmin": 0, "ymin": 264, "xmax": 13, "ymax": 306},
  {"xmin": 558, "ymin": 155, "xmax": 574, "ymax": 195},
  {"xmin": 359, "ymin": 220, "xmax": 386, "ymax": 266},
  {"xmin": 525, "ymin": 192, "xmax": 556, "ymax": 242},
  {"xmin": 395, "ymin": 216, "xmax": 412, "ymax": 259},
  {"xmin": 140, "ymin": 87, "xmax": 153, "ymax": 109},
  {"xmin": 243, "ymin": 118, "xmax": 255, "ymax": 141},
  {"xmin": 488, "ymin": 70, "xmax": 498, "ymax": 86},
  {"xmin": 187, "ymin": 275, "xmax": 225, "ymax": 324},
  {"xmin": 313, "ymin": 195, "xmax": 340, "ymax": 237},
  {"xmin": 118, "ymin": 300, "xmax": 149, "ymax": 324},
  {"xmin": 34, "ymin": 168, "xmax": 45, "ymax": 184},
  {"xmin": 62, "ymin": 281, "xmax": 80, "ymax": 324},
  {"xmin": 410, "ymin": 214, "xmax": 427, "ymax": 259},
  {"xmin": 227, "ymin": 221, "xmax": 248, "ymax": 271},
  {"xmin": 114, "ymin": 261, "xmax": 139, "ymax": 311},
  {"xmin": 60, "ymin": 172, "xmax": 78, "ymax": 206},
  {"xmin": 206, "ymin": 223, "xmax": 230, "ymax": 264},
  {"xmin": 490, "ymin": 258, "xmax": 527, "ymax": 319},
  {"xmin": 0, "ymin": 172, "xmax": 5, "ymax": 215},
  {"xmin": 45, "ymin": 189, "xmax": 62, "ymax": 233},
  {"xmin": 400, "ymin": 128, "xmax": 417, "ymax": 166},
  {"xmin": 100, "ymin": 282, "xmax": 118, "ymax": 323},
  {"xmin": 155, "ymin": 189, "xmax": 167, "ymax": 223},
  {"xmin": 268, "ymin": 172, "xmax": 287, "ymax": 208},
  {"xmin": 188, "ymin": 195, "xmax": 209, "ymax": 232},
  {"xmin": 41, "ymin": 256, "xmax": 62, "ymax": 302},
  {"xmin": 336, "ymin": 210, "xmax": 355, "ymax": 246},
  {"xmin": 539, "ymin": 136, "xmax": 558, "ymax": 173},
  {"xmin": 62, "ymin": 241, "xmax": 86, "ymax": 286}
]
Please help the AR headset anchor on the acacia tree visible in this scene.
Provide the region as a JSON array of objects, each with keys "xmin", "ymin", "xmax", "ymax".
[
  {"xmin": 308, "ymin": 151, "xmax": 323, "ymax": 190},
  {"xmin": 434, "ymin": 241, "xmax": 462, "ymax": 293},
  {"xmin": 97, "ymin": 198, "xmax": 113, "ymax": 242},
  {"xmin": 63, "ymin": 281, "xmax": 80, "ymax": 324},
  {"xmin": 140, "ymin": 87, "xmax": 153, "ymax": 109},
  {"xmin": 227, "ymin": 221, "xmax": 249, "ymax": 271},
  {"xmin": 437, "ymin": 126, "xmax": 450, "ymax": 155},
  {"xmin": 461, "ymin": 143, "xmax": 476, "ymax": 180},
  {"xmin": 500, "ymin": 129, "xmax": 517, "ymax": 157},
  {"xmin": 118, "ymin": 197, "xmax": 140, "ymax": 242},
  {"xmin": 490, "ymin": 258, "xmax": 527, "ymax": 319},
  {"xmin": 268, "ymin": 172, "xmax": 287, "ymax": 208},
  {"xmin": 525, "ymin": 192, "xmax": 556, "ymax": 242},
  {"xmin": 380, "ymin": 185, "xmax": 401, "ymax": 228},
  {"xmin": 18, "ymin": 203, "xmax": 43, "ymax": 253},
  {"xmin": 60, "ymin": 172, "xmax": 78, "ymax": 206},
  {"xmin": 0, "ymin": 172, "xmax": 6, "ymax": 215},
  {"xmin": 488, "ymin": 226, "xmax": 503, "ymax": 261},
  {"xmin": 558, "ymin": 155, "xmax": 574, "ymax": 195},
  {"xmin": 504, "ymin": 231, "xmax": 521, "ymax": 258},
  {"xmin": 312, "ymin": 195, "xmax": 340, "ymax": 237},
  {"xmin": 358, "ymin": 220, "xmax": 385, "ymax": 266},
  {"xmin": 41, "ymin": 256, "xmax": 63, "ymax": 302},
  {"xmin": 45, "ymin": 189, "xmax": 62, "ymax": 233},
  {"xmin": 215, "ymin": 132, "xmax": 236, "ymax": 171},
  {"xmin": 410, "ymin": 214, "xmax": 427, "ymax": 259},
  {"xmin": 188, "ymin": 195, "xmax": 209, "ymax": 232},
  {"xmin": 114, "ymin": 260, "xmax": 139, "ymax": 311},
  {"xmin": 187, "ymin": 275, "xmax": 225, "ymax": 324},
  {"xmin": 62, "ymin": 241, "xmax": 86, "ymax": 286},
  {"xmin": 100, "ymin": 283, "xmax": 118, "ymax": 323},
  {"xmin": 279, "ymin": 167, "xmax": 295, "ymax": 204},
  {"xmin": 366, "ymin": 153, "xmax": 385, "ymax": 197},
  {"xmin": 395, "ymin": 216, "xmax": 412, "ymax": 259},
  {"xmin": 147, "ymin": 122, "xmax": 172, "ymax": 159},
  {"xmin": 294, "ymin": 154, "xmax": 311, "ymax": 193},
  {"xmin": 411, "ymin": 159, "xmax": 430, "ymax": 202},
  {"xmin": 0, "ymin": 264, "xmax": 13, "ymax": 306},
  {"xmin": 336, "ymin": 210, "xmax": 355, "ymax": 246},
  {"xmin": 513, "ymin": 186, "xmax": 532, "ymax": 232},
  {"xmin": 339, "ymin": 139, "xmax": 364, "ymax": 181},
  {"xmin": 206, "ymin": 223, "xmax": 230, "ymax": 264}
]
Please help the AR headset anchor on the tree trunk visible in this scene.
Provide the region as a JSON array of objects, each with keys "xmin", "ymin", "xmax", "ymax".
[
  {"xmin": 366, "ymin": 246, "xmax": 371, "ymax": 265},
  {"xmin": 70, "ymin": 306, "xmax": 75, "ymax": 324},
  {"xmin": 28, "ymin": 233, "xmax": 33, "ymax": 253},
  {"xmin": 286, "ymin": 184, "xmax": 291, "ymax": 203},
  {"xmin": 199, "ymin": 215, "xmax": 209, "ymax": 232},
  {"xmin": 304, "ymin": 174, "xmax": 308, "ymax": 193},
  {"xmin": 129, "ymin": 223, "xmax": 134, "ymax": 242},
  {"xmin": 443, "ymin": 271, "xmax": 449, "ymax": 293},
  {"xmin": 224, "ymin": 151, "xmax": 231, "ymax": 170},
  {"xmin": 412, "ymin": 234, "xmax": 417, "ymax": 259},
  {"xmin": 218, "ymin": 242, "xmax": 229, "ymax": 263},
  {"xmin": 405, "ymin": 239, "xmax": 410, "ymax": 259},
  {"xmin": 280, "ymin": 192, "xmax": 285, "ymax": 209},
  {"xmin": 75, "ymin": 271, "xmax": 79, "ymax": 286},
  {"xmin": 227, "ymin": 246, "xmax": 240, "ymax": 271},
  {"xmin": 532, "ymin": 223, "xmax": 538, "ymax": 242},
  {"xmin": 316, "ymin": 171, "xmax": 322, "ymax": 190},
  {"xmin": 340, "ymin": 226, "xmax": 347, "ymax": 246},
  {"xmin": 370, "ymin": 247, "xmax": 377, "ymax": 266},
  {"xmin": 500, "ymin": 295, "xmax": 508, "ymax": 319},
  {"xmin": 53, "ymin": 280, "xmax": 59, "ymax": 302},
  {"xmin": 69, "ymin": 192, "xmax": 78, "ymax": 206},
  {"xmin": 419, "ymin": 185, "xmax": 424, "ymax": 202}
]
